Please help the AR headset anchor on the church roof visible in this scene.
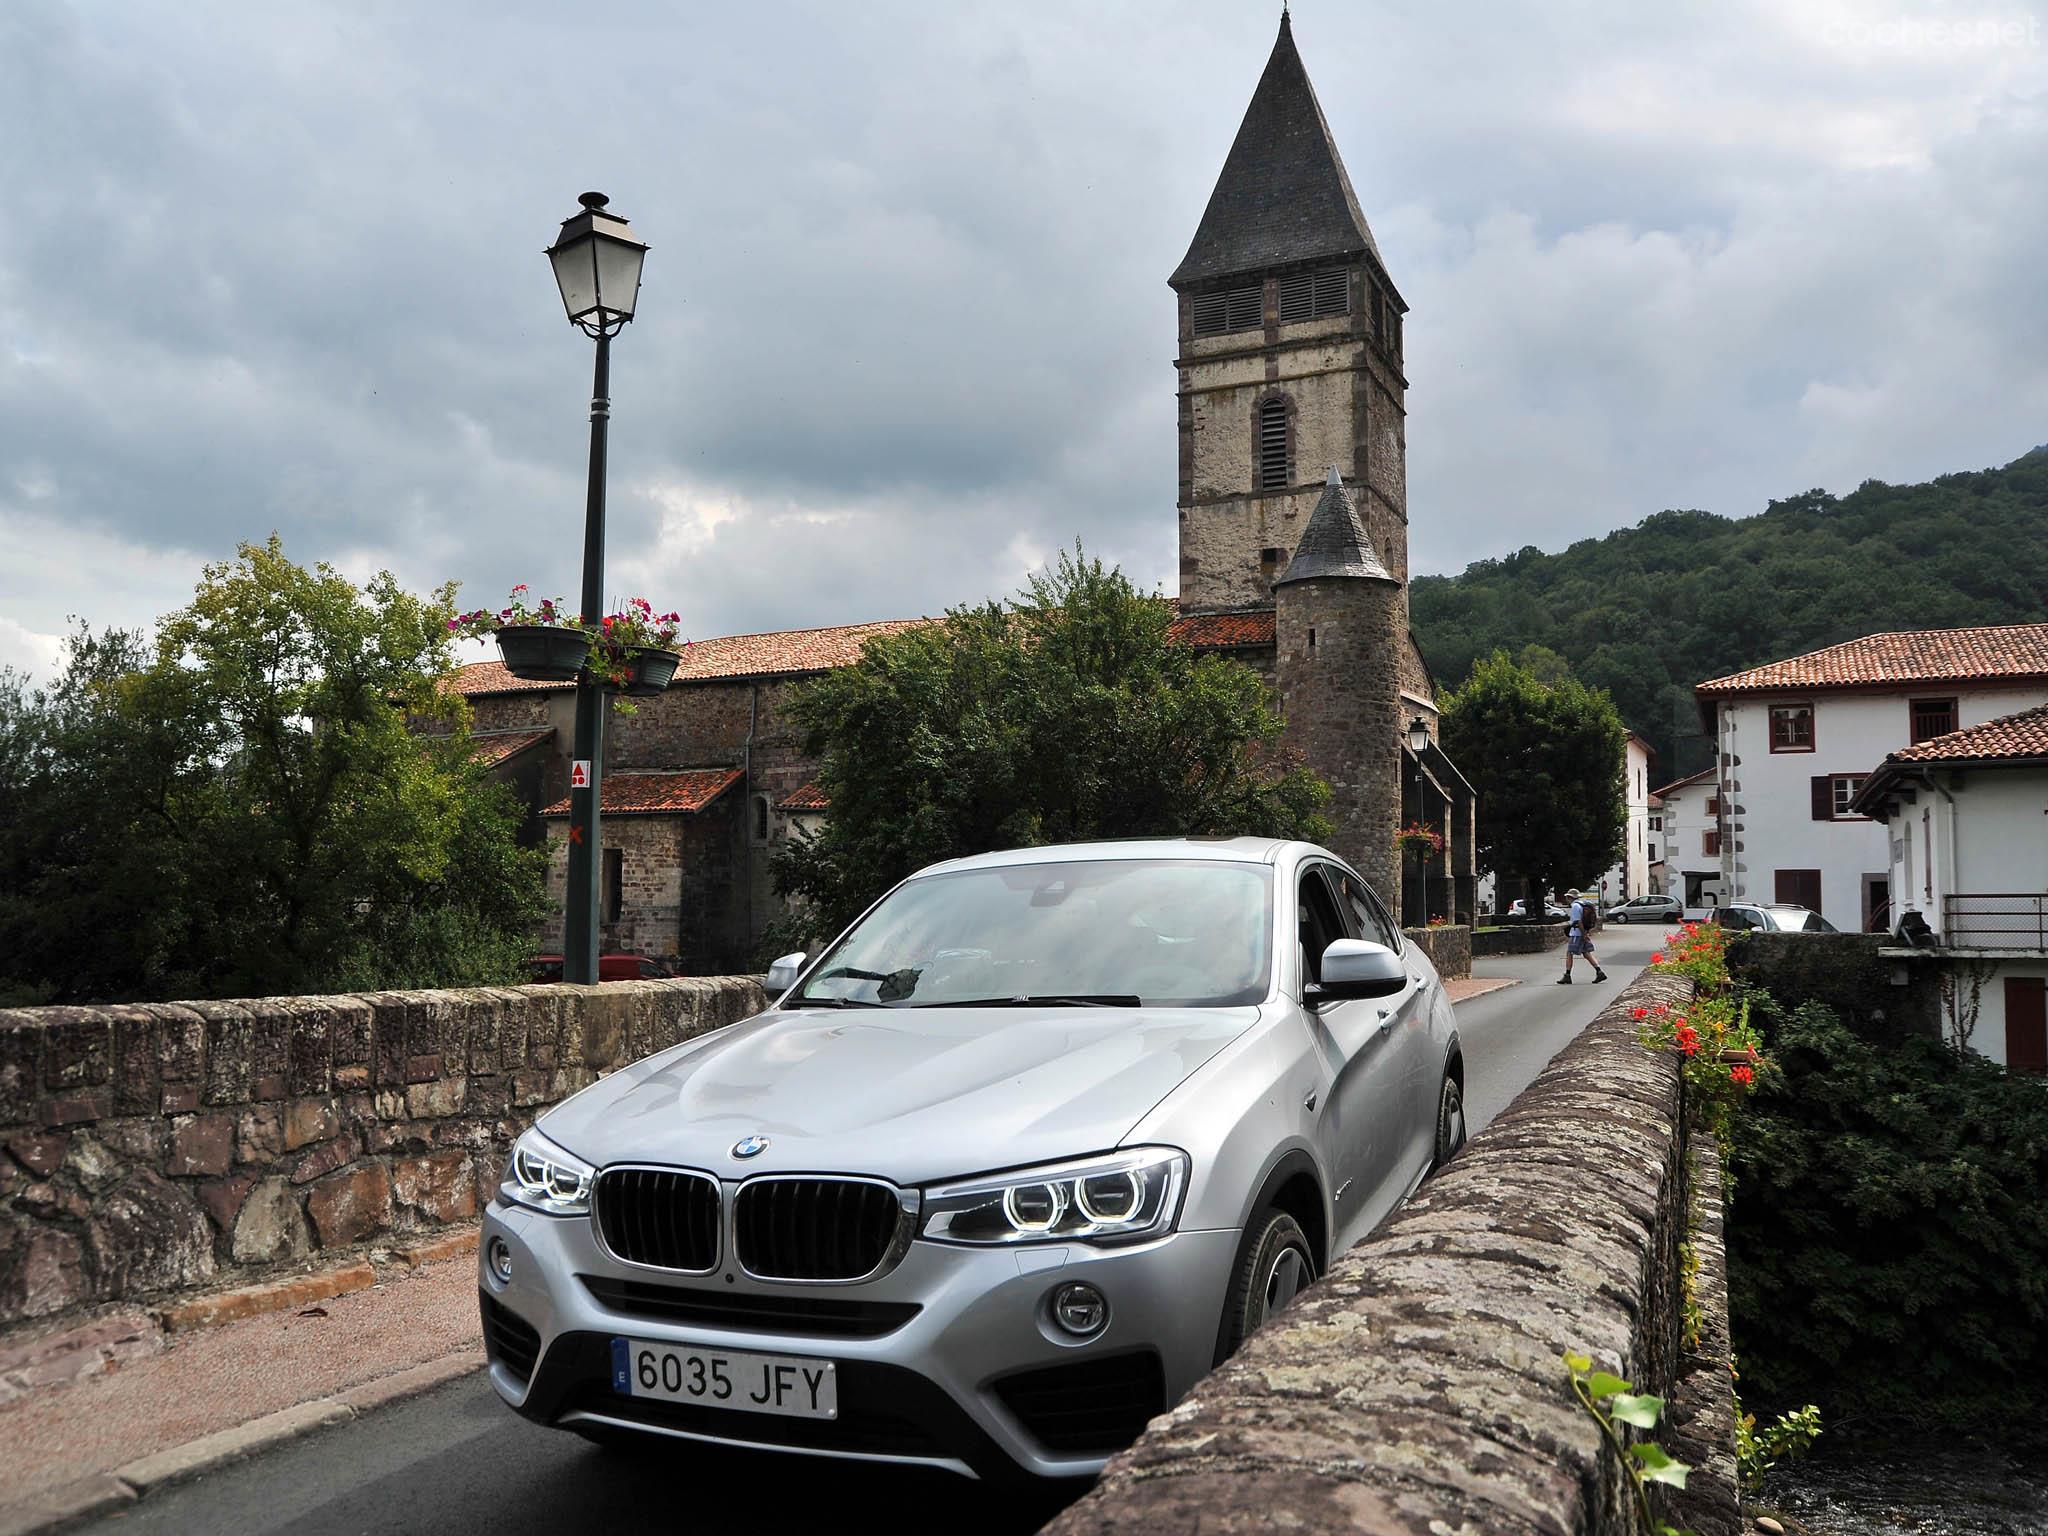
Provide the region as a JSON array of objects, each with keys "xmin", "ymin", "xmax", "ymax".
[
  {"xmin": 1274, "ymin": 468, "xmax": 1395, "ymax": 587},
  {"xmin": 1170, "ymin": 13, "xmax": 1387, "ymax": 289}
]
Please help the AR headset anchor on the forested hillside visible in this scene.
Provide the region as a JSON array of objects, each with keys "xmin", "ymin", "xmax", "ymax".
[{"xmin": 1410, "ymin": 447, "xmax": 2048, "ymax": 780}]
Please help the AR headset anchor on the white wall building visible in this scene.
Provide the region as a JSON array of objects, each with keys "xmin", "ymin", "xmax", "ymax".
[
  {"xmin": 1695, "ymin": 625, "xmax": 2048, "ymax": 933},
  {"xmin": 1654, "ymin": 767, "xmax": 1728, "ymax": 910},
  {"xmin": 1853, "ymin": 702, "xmax": 2048, "ymax": 1072},
  {"xmin": 1594, "ymin": 733, "xmax": 1657, "ymax": 904}
]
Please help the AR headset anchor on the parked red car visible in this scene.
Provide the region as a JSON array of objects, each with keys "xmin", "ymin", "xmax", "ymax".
[{"xmin": 527, "ymin": 953, "xmax": 681, "ymax": 983}]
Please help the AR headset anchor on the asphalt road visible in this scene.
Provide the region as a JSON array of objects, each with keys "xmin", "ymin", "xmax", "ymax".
[{"xmin": 74, "ymin": 922, "xmax": 1667, "ymax": 1536}]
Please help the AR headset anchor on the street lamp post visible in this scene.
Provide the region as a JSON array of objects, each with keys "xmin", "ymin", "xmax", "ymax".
[
  {"xmin": 546, "ymin": 192, "xmax": 649, "ymax": 986},
  {"xmin": 1405, "ymin": 716, "xmax": 1431, "ymax": 925}
]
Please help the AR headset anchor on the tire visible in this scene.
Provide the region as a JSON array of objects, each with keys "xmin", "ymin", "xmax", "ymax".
[
  {"xmin": 1612, "ymin": 912, "xmax": 1628, "ymax": 924},
  {"xmin": 1433, "ymin": 1073, "xmax": 1467, "ymax": 1170},
  {"xmin": 1218, "ymin": 1207, "xmax": 1315, "ymax": 1359}
]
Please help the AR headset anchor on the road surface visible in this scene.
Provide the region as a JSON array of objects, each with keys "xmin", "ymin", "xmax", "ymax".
[{"xmin": 73, "ymin": 922, "xmax": 1668, "ymax": 1536}]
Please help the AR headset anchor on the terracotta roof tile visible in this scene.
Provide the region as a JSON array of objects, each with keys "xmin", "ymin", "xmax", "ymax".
[
  {"xmin": 542, "ymin": 768, "xmax": 743, "ymax": 817},
  {"xmin": 468, "ymin": 728, "xmax": 554, "ymax": 769},
  {"xmin": 1697, "ymin": 624, "xmax": 2048, "ymax": 695},
  {"xmin": 1165, "ymin": 609, "xmax": 1277, "ymax": 648},
  {"xmin": 1890, "ymin": 701, "xmax": 2048, "ymax": 765},
  {"xmin": 776, "ymin": 780, "xmax": 831, "ymax": 812},
  {"xmin": 451, "ymin": 605, "xmax": 1281, "ymax": 700}
]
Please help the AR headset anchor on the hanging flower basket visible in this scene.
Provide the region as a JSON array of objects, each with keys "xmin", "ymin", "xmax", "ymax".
[
  {"xmin": 620, "ymin": 645, "xmax": 683, "ymax": 697},
  {"xmin": 493, "ymin": 623, "xmax": 589, "ymax": 682},
  {"xmin": 1394, "ymin": 821, "xmax": 1445, "ymax": 860}
]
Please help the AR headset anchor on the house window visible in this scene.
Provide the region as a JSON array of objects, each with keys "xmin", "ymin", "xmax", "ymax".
[
  {"xmin": 2007, "ymin": 978, "xmax": 2047, "ymax": 1075},
  {"xmin": 1706, "ymin": 796, "xmax": 1720, "ymax": 818},
  {"xmin": 1649, "ymin": 814, "xmax": 1663, "ymax": 832},
  {"xmin": 1255, "ymin": 396, "xmax": 1292, "ymax": 490},
  {"xmin": 602, "ymin": 848, "xmax": 623, "ymax": 924},
  {"xmin": 1259, "ymin": 546, "xmax": 1285, "ymax": 580},
  {"xmin": 1703, "ymin": 830, "xmax": 1720, "ymax": 857},
  {"xmin": 1774, "ymin": 868, "xmax": 1823, "ymax": 913},
  {"xmin": 1769, "ymin": 703, "xmax": 1815, "ymax": 753},
  {"xmin": 1909, "ymin": 697, "xmax": 1958, "ymax": 743},
  {"xmin": 1813, "ymin": 774, "xmax": 1868, "ymax": 820},
  {"xmin": 1191, "ymin": 283, "xmax": 1264, "ymax": 338},
  {"xmin": 1277, "ymin": 267, "xmax": 1350, "ymax": 323}
]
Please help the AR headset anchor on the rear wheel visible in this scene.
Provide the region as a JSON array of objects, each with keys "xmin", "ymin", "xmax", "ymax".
[
  {"xmin": 1612, "ymin": 911, "xmax": 1628, "ymax": 923},
  {"xmin": 1433, "ymin": 1074, "xmax": 1467, "ymax": 1170},
  {"xmin": 1218, "ymin": 1208, "xmax": 1315, "ymax": 1358}
]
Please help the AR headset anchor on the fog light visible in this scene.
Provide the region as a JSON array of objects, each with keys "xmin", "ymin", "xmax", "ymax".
[
  {"xmin": 486, "ymin": 1236, "xmax": 514, "ymax": 1285},
  {"xmin": 1051, "ymin": 1282, "xmax": 1107, "ymax": 1337}
]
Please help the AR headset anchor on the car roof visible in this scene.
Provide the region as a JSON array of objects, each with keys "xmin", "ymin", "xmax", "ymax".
[{"xmin": 914, "ymin": 836, "xmax": 1294, "ymax": 877}]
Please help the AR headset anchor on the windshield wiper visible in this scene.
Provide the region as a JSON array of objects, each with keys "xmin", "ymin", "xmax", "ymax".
[
  {"xmin": 917, "ymin": 994, "xmax": 1143, "ymax": 1008},
  {"xmin": 790, "ymin": 995, "xmax": 889, "ymax": 1009}
]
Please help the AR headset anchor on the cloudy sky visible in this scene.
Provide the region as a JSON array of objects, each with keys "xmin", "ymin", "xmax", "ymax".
[{"xmin": 3, "ymin": 0, "xmax": 2044, "ymax": 675}]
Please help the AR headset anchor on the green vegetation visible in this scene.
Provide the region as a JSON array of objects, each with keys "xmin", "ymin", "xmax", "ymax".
[
  {"xmin": 1412, "ymin": 448, "xmax": 2048, "ymax": 776},
  {"xmin": 0, "ymin": 537, "xmax": 548, "ymax": 1005},
  {"xmin": 772, "ymin": 547, "xmax": 1330, "ymax": 940},
  {"xmin": 1439, "ymin": 649, "xmax": 1626, "ymax": 910},
  {"xmin": 1724, "ymin": 994, "xmax": 2048, "ymax": 1443}
]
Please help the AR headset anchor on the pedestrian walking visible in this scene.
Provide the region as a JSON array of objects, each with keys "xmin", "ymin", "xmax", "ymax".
[{"xmin": 1557, "ymin": 887, "xmax": 1608, "ymax": 985}]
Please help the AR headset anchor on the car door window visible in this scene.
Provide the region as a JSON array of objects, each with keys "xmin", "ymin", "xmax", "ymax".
[
  {"xmin": 1334, "ymin": 869, "xmax": 1403, "ymax": 953},
  {"xmin": 1298, "ymin": 867, "xmax": 1347, "ymax": 987}
]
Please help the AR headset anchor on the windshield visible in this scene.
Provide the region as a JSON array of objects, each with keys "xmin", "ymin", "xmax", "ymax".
[{"xmin": 791, "ymin": 858, "xmax": 1274, "ymax": 1009}]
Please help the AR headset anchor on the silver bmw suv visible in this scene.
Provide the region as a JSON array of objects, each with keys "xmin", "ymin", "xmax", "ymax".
[{"xmin": 479, "ymin": 838, "xmax": 1465, "ymax": 1482}]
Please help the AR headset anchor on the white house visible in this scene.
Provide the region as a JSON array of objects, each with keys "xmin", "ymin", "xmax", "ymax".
[
  {"xmin": 1654, "ymin": 767, "xmax": 1728, "ymax": 910},
  {"xmin": 1695, "ymin": 624, "xmax": 2048, "ymax": 932},
  {"xmin": 1594, "ymin": 732, "xmax": 1658, "ymax": 904},
  {"xmin": 1852, "ymin": 702, "xmax": 2048, "ymax": 1072}
]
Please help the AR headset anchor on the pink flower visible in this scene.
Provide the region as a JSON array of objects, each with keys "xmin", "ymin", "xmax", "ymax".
[{"xmin": 512, "ymin": 583, "xmax": 527, "ymax": 594}]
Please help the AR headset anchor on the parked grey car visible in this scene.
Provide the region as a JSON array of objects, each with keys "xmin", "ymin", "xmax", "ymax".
[
  {"xmin": 1605, "ymin": 894, "xmax": 1683, "ymax": 924},
  {"xmin": 478, "ymin": 838, "xmax": 1465, "ymax": 1482}
]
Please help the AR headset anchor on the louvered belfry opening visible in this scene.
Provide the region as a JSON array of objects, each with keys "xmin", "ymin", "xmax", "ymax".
[
  {"xmin": 1256, "ymin": 396, "xmax": 1291, "ymax": 491},
  {"xmin": 594, "ymin": 1167, "xmax": 722, "ymax": 1272},
  {"xmin": 1190, "ymin": 282, "xmax": 1264, "ymax": 338},
  {"xmin": 1277, "ymin": 266, "xmax": 1349, "ymax": 323},
  {"xmin": 734, "ymin": 1178, "xmax": 902, "ymax": 1282}
]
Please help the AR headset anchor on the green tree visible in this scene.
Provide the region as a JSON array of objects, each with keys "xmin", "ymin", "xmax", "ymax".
[
  {"xmin": 0, "ymin": 537, "xmax": 548, "ymax": 1003},
  {"xmin": 772, "ymin": 548, "xmax": 1330, "ymax": 939},
  {"xmin": 1439, "ymin": 650, "xmax": 1626, "ymax": 911}
]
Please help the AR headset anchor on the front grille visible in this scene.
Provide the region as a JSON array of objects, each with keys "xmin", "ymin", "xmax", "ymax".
[
  {"xmin": 594, "ymin": 1167, "xmax": 721, "ymax": 1272},
  {"xmin": 480, "ymin": 1293, "xmax": 542, "ymax": 1384},
  {"xmin": 579, "ymin": 1275, "xmax": 921, "ymax": 1339},
  {"xmin": 992, "ymin": 1352, "xmax": 1165, "ymax": 1454},
  {"xmin": 733, "ymin": 1178, "xmax": 903, "ymax": 1281}
]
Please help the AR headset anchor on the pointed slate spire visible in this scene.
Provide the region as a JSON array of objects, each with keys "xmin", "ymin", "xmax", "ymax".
[
  {"xmin": 1170, "ymin": 11, "xmax": 1385, "ymax": 288},
  {"xmin": 1274, "ymin": 467, "xmax": 1395, "ymax": 587}
]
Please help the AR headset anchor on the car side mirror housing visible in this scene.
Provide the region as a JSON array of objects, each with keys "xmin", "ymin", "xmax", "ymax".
[
  {"xmin": 765, "ymin": 951, "xmax": 808, "ymax": 995},
  {"xmin": 1306, "ymin": 939, "xmax": 1407, "ymax": 1004}
]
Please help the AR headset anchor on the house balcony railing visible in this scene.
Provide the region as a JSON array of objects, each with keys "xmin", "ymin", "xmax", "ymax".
[{"xmin": 1942, "ymin": 893, "xmax": 2048, "ymax": 951}]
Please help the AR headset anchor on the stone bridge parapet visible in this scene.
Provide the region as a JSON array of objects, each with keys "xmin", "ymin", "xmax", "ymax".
[
  {"xmin": 1049, "ymin": 970, "xmax": 1738, "ymax": 1536},
  {"xmin": 0, "ymin": 978, "xmax": 763, "ymax": 1330}
]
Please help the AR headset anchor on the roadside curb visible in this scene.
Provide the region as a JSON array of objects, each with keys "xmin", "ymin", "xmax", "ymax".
[{"xmin": 0, "ymin": 1348, "xmax": 485, "ymax": 1536}]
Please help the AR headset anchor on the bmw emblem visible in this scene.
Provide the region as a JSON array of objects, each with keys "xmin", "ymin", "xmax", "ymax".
[{"xmin": 731, "ymin": 1135, "xmax": 771, "ymax": 1160}]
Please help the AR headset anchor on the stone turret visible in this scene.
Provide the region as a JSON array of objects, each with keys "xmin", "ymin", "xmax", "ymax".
[{"xmin": 1274, "ymin": 467, "xmax": 1404, "ymax": 902}]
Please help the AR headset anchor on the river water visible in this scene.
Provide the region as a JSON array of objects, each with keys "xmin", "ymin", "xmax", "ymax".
[{"xmin": 1764, "ymin": 1446, "xmax": 2048, "ymax": 1536}]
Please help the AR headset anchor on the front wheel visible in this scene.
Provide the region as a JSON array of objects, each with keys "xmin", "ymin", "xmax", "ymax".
[
  {"xmin": 1611, "ymin": 912, "xmax": 1628, "ymax": 924},
  {"xmin": 1433, "ymin": 1074, "xmax": 1467, "ymax": 1170},
  {"xmin": 1218, "ymin": 1208, "xmax": 1315, "ymax": 1360}
]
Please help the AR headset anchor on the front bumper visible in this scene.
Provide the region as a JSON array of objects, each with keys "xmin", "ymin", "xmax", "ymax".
[{"xmin": 479, "ymin": 1197, "xmax": 1238, "ymax": 1481}]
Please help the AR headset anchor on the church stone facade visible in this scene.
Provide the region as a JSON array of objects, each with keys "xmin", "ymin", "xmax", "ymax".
[{"xmin": 450, "ymin": 13, "xmax": 1475, "ymax": 971}]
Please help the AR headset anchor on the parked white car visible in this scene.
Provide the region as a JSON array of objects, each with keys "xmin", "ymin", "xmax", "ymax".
[{"xmin": 1715, "ymin": 903, "xmax": 1837, "ymax": 934}]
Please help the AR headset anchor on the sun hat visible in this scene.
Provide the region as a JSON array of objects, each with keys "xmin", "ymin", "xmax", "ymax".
[{"xmin": 1565, "ymin": 888, "xmax": 1580, "ymax": 898}]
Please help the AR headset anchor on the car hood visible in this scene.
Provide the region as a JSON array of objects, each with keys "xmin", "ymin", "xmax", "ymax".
[{"xmin": 536, "ymin": 1003, "xmax": 1261, "ymax": 1187}]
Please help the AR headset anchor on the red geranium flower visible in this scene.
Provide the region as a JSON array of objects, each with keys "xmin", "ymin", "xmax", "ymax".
[
  {"xmin": 1632, "ymin": 1007, "xmax": 1648, "ymax": 1020},
  {"xmin": 1730, "ymin": 1064, "xmax": 1754, "ymax": 1086}
]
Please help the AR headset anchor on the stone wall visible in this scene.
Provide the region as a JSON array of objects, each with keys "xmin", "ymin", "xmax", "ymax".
[
  {"xmin": 0, "ymin": 978, "xmax": 764, "ymax": 1331},
  {"xmin": 1472, "ymin": 921, "xmax": 1570, "ymax": 956},
  {"xmin": 1402, "ymin": 924, "xmax": 1471, "ymax": 980},
  {"xmin": 1050, "ymin": 970, "xmax": 1739, "ymax": 1536}
]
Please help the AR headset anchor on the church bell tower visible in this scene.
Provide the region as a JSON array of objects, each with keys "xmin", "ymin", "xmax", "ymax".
[{"xmin": 1171, "ymin": 11, "xmax": 1410, "ymax": 615}]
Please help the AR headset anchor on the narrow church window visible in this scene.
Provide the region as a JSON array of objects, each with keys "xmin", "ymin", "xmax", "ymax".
[
  {"xmin": 602, "ymin": 848, "xmax": 623, "ymax": 924},
  {"xmin": 1259, "ymin": 546, "xmax": 1285, "ymax": 580},
  {"xmin": 1256, "ymin": 397, "xmax": 1291, "ymax": 490},
  {"xmin": 1192, "ymin": 284, "xmax": 1263, "ymax": 337},
  {"xmin": 752, "ymin": 793, "xmax": 771, "ymax": 845}
]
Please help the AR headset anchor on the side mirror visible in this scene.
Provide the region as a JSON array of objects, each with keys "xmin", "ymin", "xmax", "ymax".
[
  {"xmin": 1306, "ymin": 939, "xmax": 1407, "ymax": 1004},
  {"xmin": 765, "ymin": 951, "xmax": 808, "ymax": 995}
]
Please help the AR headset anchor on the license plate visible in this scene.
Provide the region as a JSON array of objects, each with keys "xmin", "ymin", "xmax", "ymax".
[{"xmin": 609, "ymin": 1338, "xmax": 838, "ymax": 1420}]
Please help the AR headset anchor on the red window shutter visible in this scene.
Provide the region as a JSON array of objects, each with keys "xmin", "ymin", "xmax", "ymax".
[
  {"xmin": 1811, "ymin": 776, "xmax": 1834, "ymax": 820},
  {"xmin": 2007, "ymin": 978, "xmax": 2047, "ymax": 1075},
  {"xmin": 1775, "ymin": 869, "xmax": 1822, "ymax": 912}
]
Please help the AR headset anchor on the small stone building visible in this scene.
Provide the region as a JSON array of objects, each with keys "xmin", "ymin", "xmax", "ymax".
[{"xmin": 449, "ymin": 13, "xmax": 1476, "ymax": 970}]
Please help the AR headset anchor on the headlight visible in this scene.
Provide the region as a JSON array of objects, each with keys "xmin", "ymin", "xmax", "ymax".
[
  {"xmin": 920, "ymin": 1148, "xmax": 1188, "ymax": 1247},
  {"xmin": 503, "ymin": 1128, "xmax": 596, "ymax": 1216}
]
